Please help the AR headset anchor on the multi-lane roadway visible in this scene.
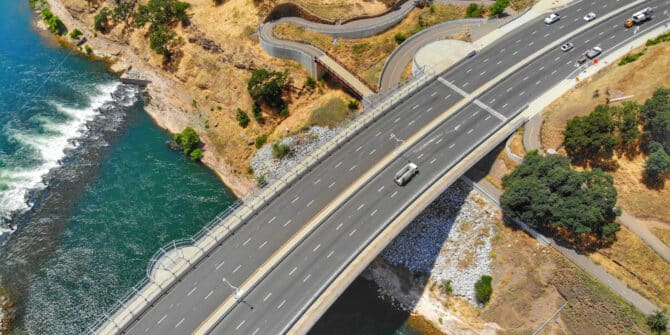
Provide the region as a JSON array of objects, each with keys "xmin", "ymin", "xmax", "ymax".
[{"xmin": 116, "ymin": 0, "xmax": 670, "ymax": 333}]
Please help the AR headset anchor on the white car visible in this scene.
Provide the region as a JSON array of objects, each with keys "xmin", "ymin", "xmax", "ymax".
[
  {"xmin": 560, "ymin": 42, "xmax": 574, "ymax": 52},
  {"xmin": 394, "ymin": 162, "xmax": 418, "ymax": 186},
  {"xmin": 585, "ymin": 46, "xmax": 602, "ymax": 59},
  {"xmin": 583, "ymin": 12, "xmax": 596, "ymax": 21},
  {"xmin": 544, "ymin": 13, "xmax": 560, "ymax": 24}
]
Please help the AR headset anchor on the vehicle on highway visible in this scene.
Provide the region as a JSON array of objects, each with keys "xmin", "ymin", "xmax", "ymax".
[
  {"xmin": 625, "ymin": 7, "xmax": 653, "ymax": 27},
  {"xmin": 544, "ymin": 13, "xmax": 560, "ymax": 24},
  {"xmin": 583, "ymin": 12, "xmax": 596, "ymax": 21},
  {"xmin": 576, "ymin": 55, "xmax": 588, "ymax": 65},
  {"xmin": 394, "ymin": 162, "xmax": 418, "ymax": 186},
  {"xmin": 585, "ymin": 46, "xmax": 602, "ymax": 59},
  {"xmin": 560, "ymin": 42, "xmax": 574, "ymax": 52}
]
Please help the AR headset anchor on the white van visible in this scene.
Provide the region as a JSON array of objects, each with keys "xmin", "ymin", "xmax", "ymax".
[{"xmin": 394, "ymin": 162, "xmax": 418, "ymax": 186}]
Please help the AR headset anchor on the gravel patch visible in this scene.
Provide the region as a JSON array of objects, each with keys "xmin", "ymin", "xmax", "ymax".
[
  {"xmin": 381, "ymin": 180, "xmax": 497, "ymax": 305},
  {"xmin": 250, "ymin": 126, "xmax": 341, "ymax": 184}
]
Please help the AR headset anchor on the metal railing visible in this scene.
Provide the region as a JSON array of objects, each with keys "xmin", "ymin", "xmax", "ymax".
[{"xmin": 87, "ymin": 66, "xmax": 437, "ymax": 335}]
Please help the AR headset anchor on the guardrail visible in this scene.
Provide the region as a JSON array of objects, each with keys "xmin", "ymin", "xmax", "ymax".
[{"xmin": 88, "ymin": 65, "xmax": 439, "ymax": 335}]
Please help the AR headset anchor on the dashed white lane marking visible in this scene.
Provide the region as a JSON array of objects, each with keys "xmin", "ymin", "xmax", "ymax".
[
  {"xmin": 449, "ymin": 143, "xmax": 455, "ymax": 149},
  {"xmin": 483, "ymin": 58, "xmax": 489, "ymax": 63},
  {"xmin": 313, "ymin": 244, "xmax": 321, "ymax": 252},
  {"xmin": 370, "ymin": 209, "xmax": 378, "ymax": 217},
  {"xmin": 480, "ymin": 71, "xmax": 486, "ymax": 76},
  {"xmin": 515, "ymin": 39, "xmax": 521, "ymax": 43},
  {"xmin": 277, "ymin": 300, "xmax": 286, "ymax": 309},
  {"xmin": 535, "ymin": 80, "xmax": 542, "ymax": 85},
  {"xmin": 466, "ymin": 68, "xmax": 472, "ymax": 73},
  {"xmin": 303, "ymin": 274, "xmax": 311, "ymax": 283},
  {"xmin": 289, "ymin": 267, "xmax": 297, "ymax": 276},
  {"xmin": 417, "ymin": 153, "xmax": 424, "ymax": 160},
  {"xmin": 284, "ymin": 219, "xmax": 292, "ymax": 227},
  {"xmin": 268, "ymin": 216, "xmax": 276, "ymax": 223},
  {"xmin": 349, "ymin": 229, "xmax": 357, "ymax": 237},
  {"xmin": 335, "ymin": 161, "xmax": 342, "ymax": 168},
  {"xmin": 485, "ymin": 115, "xmax": 491, "ymax": 121},
  {"xmin": 306, "ymin": 199, "xmax": 314, "ymax": 208},
  {"xmin": 187, "ymin": 287, "xmax": 197, "ymax": 296},
  {"xmin": 252, "ymin": 328, "xmax": 260, "ymax": 335},
  {"xmin": 610, "ymin": 34, "xmax": 616, "ymax": 39},
  {"xmin": 500, "ymin": 48, "xmax": 506, "ymax": 53},
  {"xmin": 599, "ymin": 31, "xmax": 604, "ymax": 36},
  {"xmin": 522, "ymin": 75, "xmax": 529, "ymax": 81},
  {"xmin": 528, "ymin": 41, "xmax": 534, "ymax": 47},
  {"xmin": 538, "ymin": 66, "xmax": 545, "ymax": 71},
  {"xmin": 264, "ymin": 292, "xmax": 272, "ymax": 302},
  {"xmin": 355, "ymin": 146, "xmax": 362, "ymax": 152},
  {"xmin": 391, "ymin": 191, "xmax": 398, "ymax": 198},
  {"xmin": 205, "ymin": 290, "xmax": 214, "ymax": 300},
  {"xmin": 233, "ymin": 265, "xmax": 241, "ymax": 273},
  {"xmin": 463, "ymin": 82, "xmax": 469, "ymax": 87},
  {"xmin": 369, "ymin": 149, "xmax": 376, "ymax": 156},
  {"xmin": 551, "ymin": 69, "xmax": 558, "ymax": 75},
  {"xmin": 544, "ymin": 33, "xmax": 550, "ymax": 37},
  {"xmin": 328, "ymin": 182, "xmax": 335, "ymax": 189},
  {"xmin": 436, "ymin": 138, "xmax": 443, "ymax": 144},
  {"xmin": 519, "ymin": 91, "xmax": 525, "ymax": 96},
  {"xmin": 490, "ymin": 98, "xmax": 496, "ymax": 104},
  {"xmin": 175, "ymin": 318, "xmax": 185, "ymax": 328},
  {"xmin": 531, "ymin": 30, "xmax": 537, "ymax": 35},
  {"xmin": 258, "ymin": 241, "xmax": 267, "ymax": 249},
  {"xmin": 336, "ymin": 223, "xmax": 343, "ymax": 231},
  {"xmin": 236, "ymin": 320, "xmax": 246, "ymax": 330},
  {"xmin": 467, "ymin": 129, "xmax": 474, "ymax": 134},
  {"xmin": 375, "ymin": 131, "xmax": 382, "ymax": 137},
  {"xmin": 496, "ymin": 60, "xmax": 502, "ymax": 65},
  {"xmin": 426, "ymin": 107, "xmax": 433, "ymax": 113},
  {"xmin": 555, "ymin": 56, "xmax": 561, "ymax": 61},
  {"xmin": 216, "ymin": 260, "xmax": 225, "ymax": 270},
  {"xmin": 430, "ymin": 91, "xmax": 437, "ymax": 97},
  {"xmin": 444, "ymin": 94, "xmax": 452, "ymax": 100},
  {"xmin": 157, "ymin": 315, "xmax": 167, "ymax": 325},
  {"xmin": 585, "ymin": 39, "xmax": 590, "ymax": 44},
  {"xmin": 512, "ymin": 51, "xmax": 519, "ymax": 55},
  {"xmin": 408, "ymin": 120, "xmax": 415, "ymax": 126},
  {"xmin": 430, "ymin": 158, "xmax": 437, "ymax": 164},
  {"xmin": 357, "ymin": 203, "xmax": 365, "ymax": 211},
  {"xmin": 412, "ymin": 104, "xmax": 419, "ymax": 110},
  {"xmin": 378, "ymin": 185, "xmax": 385, "ymax": 192},
  {"xmin": 349, "ymin": 165, "xmax": 357, "ymax": 171},
  {"xmin": 327, "ymin": 250, "xmax": 335, "ymax": 258},
  {"xmin": 506, "ymin": 87, "xmax": 513, "ymax": 92},
  {"xmin": 502, "ymin": 103, "xmax": 508, "ymax": 108},
  {"xmin": 243, "ymin": 238, "xmax": 251, "ymax": 246},
  {"xmin": 394, "ymin": 117, "xmax": 401, "ymax": 123}
]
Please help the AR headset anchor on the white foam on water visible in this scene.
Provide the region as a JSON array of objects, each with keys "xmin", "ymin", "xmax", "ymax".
[{"xmin": 0, "ymin": 81, "xmax": 121, "ymax": 222}]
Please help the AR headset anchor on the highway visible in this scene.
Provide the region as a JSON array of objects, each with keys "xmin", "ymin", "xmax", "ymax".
[{"xmin": 117, "ymin": 0, "xmax": 670, "ymax": 334}]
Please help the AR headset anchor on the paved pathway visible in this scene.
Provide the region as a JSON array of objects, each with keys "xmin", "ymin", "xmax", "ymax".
[{"xmin": 461, "ymin": 174, "xmax": 660, "ymax": 315}]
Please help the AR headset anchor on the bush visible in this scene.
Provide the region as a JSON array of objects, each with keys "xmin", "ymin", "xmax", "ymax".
[
  {"xmin": 189, "ymin": 148, "xmax": 203, "ymax": 161},
  {"xmin": 645, "ymin": 145, "xmax": 670, "ymax": 183},
  {"xmin": 247, "ymin": 69, "xmax": 288, "ymax": 109},
  {"xmin": 134, "ymin": 0, "xmax": 190, "ymax": 58},
  {"xmin": 646, "ymin": 32, "xmax": 670, "ymax": 46},
  {"xmin": 149, "ymin": 25, "xmax": 177, "ymax": 57},
  {"xmin": 252, "ymin": 102, "xmax": 264, "ymax": 124},
  {"xmin": 347, "ymin": 100, "xmax": 359, "ymax": 110},
  {"xmin": 42, "ymin": 8, "xmax": 67, "ymax": 35},
  {"xmin": 394, "ymin": 32, "xmax": 406, "ymax": 44},
  {"xmin": 173, "ymin": 126, "xmax": 201, "ymax": 156},
  {"xmin": 271, "ymin": 141, "xmax": 291, "ymax": 159},
  {"xmin": 255, "ymin": 134, "xmax": 267, "ymax": 149},
  {"xmin": 94, "ymin": 7, "xmax": 110, "ymax": 32},
  {"xmin": 441, "ymin": 279, "xmax": 453, "ymax": 295},
  {"xmin": 351, "ymin": 43, "xmax": 369, "ymax": 55},
  {"xmin": 236, "ymin": 108, "xmax": 250, "ymax": 128},
  {"xmin": 465, "ymin": 3, "xmax": 482, "ymax": 17},
  {"xmin": 646, "ymin": 310, "xmax": 668, "ymax": 334},
  {"xmin": 305, "ymin": 76, "xmax": 317, "ymax": 88},
  {"xmin": 279, "ymin": 107, "xmax": 289, "ymax": 117},
  {"xmin": 490, "ymin": 0, "xmax": 509, "ymax": 16},
  {"xmin": 84, "ymin": 45, "xmax": 93, "ymax": 54},
  {"xmin": 69, "ymin": 28, "xmax": 83, "ymax": 39},
  {"xmin": 474, "ymin": 275, "xmax": 492, "ymax": 304},
  {"xmin": 619, "ymin": 49, "xmax": 646, "ymax": 66}
]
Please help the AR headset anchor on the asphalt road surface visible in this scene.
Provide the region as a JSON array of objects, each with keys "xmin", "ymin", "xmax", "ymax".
[{"xmin": 118, "ymin": 0, "xmax": 670, "ymax": 333}]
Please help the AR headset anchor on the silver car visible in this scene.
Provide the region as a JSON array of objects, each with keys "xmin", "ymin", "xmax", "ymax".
[
  {"xmin": 583, "ymin": 12, "xmax": 596, "ymax": 21},
  {"xmin": 394, "ymin": 162, "xmax": 418, "ymax": 186},
  {"xmin": 560, "ymin": 42, "xmax": 574, "ymax": 52},
  {"xmin": 544, "ymin": 13, "xmax": 560, "ymax": 24}
]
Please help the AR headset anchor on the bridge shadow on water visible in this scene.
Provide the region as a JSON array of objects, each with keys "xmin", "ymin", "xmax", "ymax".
[{"xmin": 310, "ymin": 144, "xmax": 507, "ymax": 335}]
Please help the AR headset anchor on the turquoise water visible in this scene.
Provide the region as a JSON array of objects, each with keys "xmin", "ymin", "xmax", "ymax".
[{"xmin": 0, "ymin": 1, "xmax": 234, "ymax": 333}]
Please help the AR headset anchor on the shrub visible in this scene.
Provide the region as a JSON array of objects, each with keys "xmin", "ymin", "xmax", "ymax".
[
  {"xmin": 351, "ymin": 43, "xmax": 369, "ymax": 55},
  {"xmin": 465, "ymin": 3, "xmax": 482, "ymax": 17},
  {"xmin": 84, "ymin": 45, "xmax": 93, "ymax": 54},
  {"xmin": 489, "ymin": 0, "xmax": 509, "ymax": 17},
  {"xmin": 271, "ymin": 141, "xmax": 291, "ymax": 159},
  {"xmin": 94, "ymin": 7, "xmax": 110, "ymax": 32},
  {"xmin": 394, "ymin": 32, "xmax": 406, "ymax": 44},
  {"xmin": 646, "ymin": 32, "xmax": 670, "ymax": 46},
  {"xmin": 441, "ymin": 279, "xmax": 453, "ymax": 296},
  {"xmin": 305, "ymin": 76, "xmax": 317, "ymax": 88},
  {"xmin": 69, "ymin": 28, "xmax": 83, "ymax": 39},
  {"xmin": 255, "ymin": 174, "xmax": 266, "ymax": 186},
  {"xmin": 247, "ymin": 69, "xmax": 288, "ymax": 109},
  {"xmin": 189, "ymin": 148, "xmax": 203, "ymax": 161},
  {"xmin": 149, "ymin": 25, "xmax": 177, "ymax": 57},
  {"xmin": 255, "ymin": 134, "xmax": 267, "ymax": 149},
  {"xmin": 347, "ymin": 100, "xmax": 359, "ymax": 110},
  {"xmin": 646, "ymin": 310, "xmax": 668, "ymax": 334},
  {"xmin": 279, "ymin": 107, "xmax": 289, "ymax": 117},
  {"xmin": 42, "ymin": 8, "xmax": 67, "ymax": 35},
  {"xmin": 618, "ymin": 49, "xmax": 646, "ymax": 66},
  {"xmin": 173, "ymin": 127, "xmax": 201, "ymax": 156},
  {"xmin": 474, "ymin": 275, "xmax": 492, "ymax": 304},
  {"xmin": 236, "ymin": 108, "xmax": 250, "ymax": 128},
  {"xmin": 252, "ymin": 102, "xmax": 264, "ymax": 124}
]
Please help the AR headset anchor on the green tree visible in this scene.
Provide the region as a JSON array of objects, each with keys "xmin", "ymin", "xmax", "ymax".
[
  {"xmin": 247, "ymin": 69, "xmax": 288, "ymax": 109},
  {"xmin": 236, "ymin": 108, "xmax": 250, "ymax": 128},
  {"xmin": 252, "ymin": 102, "xmax": 264, "ymax": 124},
  {"xmin": 474, "ymin": 275, "xmax": 492, "ymax": 304},
  {"xmin": 189, "ymin": 148, "xmax": 203, "ymax": 161},
  {"xmin": 612, "ymin": 102, "xmax": 641, "ymax": 154},
  {"xmin": 173, "ymin": 127, "xmax": 200, "ymax": 156},
  {"xmin": 490, "ymin": 0, "xmax": 509, "ymax": 16},
  {"xmin": 465, "ymin": 3, "xmax": 482, "ymax": 17},
  {"xmin": 646, "ymin": 310, "xmax": 668, "ymax": 334},
  {"xmin": 149, "ymin": 25, "xmax": 176, "ymax": 57},
  {"xmin": 94, "ymin": 7, "xmax": 111, "ymax": 32},
  {"xmin": 112, "ymin": 2, "xmax": 135, "ymax": 24},
  {"xmin": 69, "ymin": 28, "xmax": 83, "ymax": 39},
  {"xmin": 641, "ymin": 88, "xmax": 670, "ymax": 154},
  {"xmin": 645, "ymin": 144, "xmax": 670, "ymax": 185},
  {"xmin": 563, "ymin": 105, "xmax": 618, "ymax": 168},
  {"xmin": 42, "ymin": 8, "xmax": 67, "ymax": 35},
  {"xmin": 394, "ymin": 32, "xmax": 406, "ymax": 44},
  {"xmin": 134, "ymin": 0, "xmax": 190, "ymax": 29}
]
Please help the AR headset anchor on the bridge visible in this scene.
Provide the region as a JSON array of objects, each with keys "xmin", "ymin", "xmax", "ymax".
[{"xmin": 91, "ymin": 0, "xmax": 670, "ymax": 333}]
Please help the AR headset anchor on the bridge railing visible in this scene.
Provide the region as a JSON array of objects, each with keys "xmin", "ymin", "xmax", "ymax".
[{"xmin": 88, "ymin": 65, "xmax": 438, "ymax": 334}]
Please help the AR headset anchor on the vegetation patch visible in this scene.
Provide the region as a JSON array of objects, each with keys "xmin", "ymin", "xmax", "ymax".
[
  {"xmin": 475, "ymin": 275, "xmax": 493, "ymax": 304},
  {"xmin": 173, "ymin": 127, "xmax": 203, "ymax": 161},
  {"xmin": 619, "ymin": 49, "xmax": 646, "ymax": 66},
  {"xmin": 41, "ymin": 8, "xmax": 67, "ymax": 35},
  {"xmin": 501, "ymin": 151, "xmax": 619, "ymax": 248},
  {"xmin": 271, "ymin": 141, "xmax": 291, "ymax": 159},
  {"xmin": 309, "ymin": 98, "xmax": 349, "ymax": 127},
  {"xmin": 646, "ymin": 32, "xmax": 670, "ymax": 46}
]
